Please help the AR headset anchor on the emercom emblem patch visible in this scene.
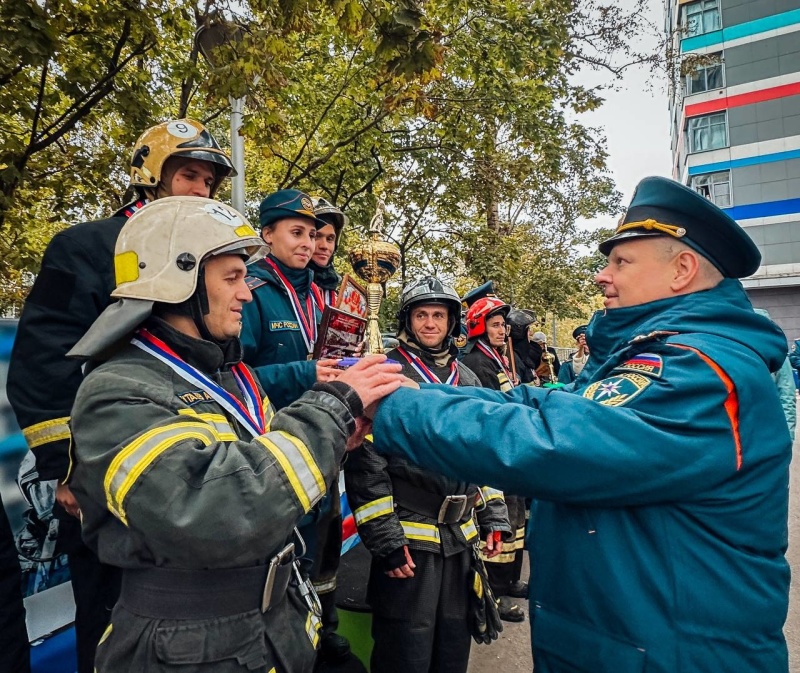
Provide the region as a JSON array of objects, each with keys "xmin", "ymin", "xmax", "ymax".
[{"xmin": 582, "ymin": 372, "xmax": 652, "ymax": 407}]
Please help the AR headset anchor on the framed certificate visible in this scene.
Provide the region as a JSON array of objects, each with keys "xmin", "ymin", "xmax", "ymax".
[
  {"xmin": 336, "ymin": 274, "xmax": 368, "ymax": 318},
  {"xmin": 313, "ymin": 306, "xmax": 368, "ymax": 359}
]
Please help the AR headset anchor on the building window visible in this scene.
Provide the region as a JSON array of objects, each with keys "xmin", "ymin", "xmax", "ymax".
[
  {"xmin": 683, "ymin": 0, "xmax": 721, "ymax": 37},
  {"xmin": 691, "ymin": 171, "xmax": 731, "ymax": 207},
  {"xmin": 684, "ymin": 54, "xmax": 724, "ymax": 95},
  {"xmin": 686, "ymin": 112, "xmax": 728, "ymax": 153}
]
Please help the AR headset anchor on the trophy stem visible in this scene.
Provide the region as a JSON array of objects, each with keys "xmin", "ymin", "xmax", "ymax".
[{"xmin": 365, "ymin": 282, "xmax": 384, "ymax": 355}]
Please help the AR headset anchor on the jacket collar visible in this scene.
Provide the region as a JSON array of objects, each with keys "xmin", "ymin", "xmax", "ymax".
[{"xmin": 146, "ymin": 317, "xmax": 242, "ymax": 374}]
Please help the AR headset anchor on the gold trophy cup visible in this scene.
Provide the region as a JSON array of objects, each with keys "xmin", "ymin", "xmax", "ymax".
[{"xmin": 348, "ymin": 199, "xmax": 401, "ymax": 354}]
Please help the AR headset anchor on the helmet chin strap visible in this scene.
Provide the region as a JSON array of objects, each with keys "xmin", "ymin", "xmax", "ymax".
[
  {"xmin": 188, "ymin": 266, "xmax": 221, "ymax": 344},
  {"xmin": 158, "ymin": 266, "xmax": 223, "ymax": 345}
]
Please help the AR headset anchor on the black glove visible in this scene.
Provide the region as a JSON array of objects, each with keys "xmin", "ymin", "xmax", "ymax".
[
  {"xmin": 468, "ymin": 545, "xmax": 502, "ymax": 644},
  {"xmin": 379, "ymin": 545, "xmax": 409, "ymax": 573}
]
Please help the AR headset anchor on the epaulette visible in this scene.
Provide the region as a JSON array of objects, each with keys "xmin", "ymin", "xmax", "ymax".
[
  {"xmin": 245, "ymin": 276, "xmax": 268, "ymax": 291},
  {"xmin": 628, "ymin": 330, "xmax": 678, "ymax": 345}
]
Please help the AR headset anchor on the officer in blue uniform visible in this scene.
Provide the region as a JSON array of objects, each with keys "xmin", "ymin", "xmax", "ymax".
[
  {"xmin": 367, "ymin": 177, "xmax": 792, "ymax": 673},
  {"xmin": 240, "ymin": 189, "xmax": 339, "ymax": 410}
]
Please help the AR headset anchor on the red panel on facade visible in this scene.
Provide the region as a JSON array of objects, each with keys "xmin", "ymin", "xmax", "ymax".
[{"xmin": 684, "ymin": 81, "xmax": 800, "ymax": 117}]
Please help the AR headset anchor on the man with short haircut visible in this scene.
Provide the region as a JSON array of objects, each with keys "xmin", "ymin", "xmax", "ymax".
[
  {"xmin": 67, "ymin": 196, "xmax": 404, "ymax": 672},
  {"xmin": 367, "ymin": 177, "xmax": 792, "ymax": 672},
  {"xmin": 346, "ymin": 276, "xmax": 510, "ymax": 673}
]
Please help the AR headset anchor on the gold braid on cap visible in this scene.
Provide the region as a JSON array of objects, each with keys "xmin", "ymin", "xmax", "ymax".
[{"xmin": 615, "ymin": 219, "xmax": 686, "ymax": 238}]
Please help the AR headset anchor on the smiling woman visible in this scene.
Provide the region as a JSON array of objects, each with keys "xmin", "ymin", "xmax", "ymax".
[{"xmin": 239, "ymin": 189, "xmax": 328, "ymax": 368}]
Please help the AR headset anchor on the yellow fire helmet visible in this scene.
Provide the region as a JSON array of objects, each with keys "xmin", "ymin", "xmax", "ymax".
[
  {"xmin": 69, "ymin": 197, "xmax": 265, "ymax": 359},
  {"xmin": 129, "ymin": 119, "xmax": 236, "ymax": 197}
]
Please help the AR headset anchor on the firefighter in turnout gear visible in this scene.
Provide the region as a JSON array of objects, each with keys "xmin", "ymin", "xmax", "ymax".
[
  {"xmin": 461, "ymin": 296, "xmax": 528, "ymax": 622},
  {"xmin": 66, "ymin": 197, "xmax": 404, "ymax": 673},
  {"xmin": 6, "ymin": 118, "xmax": 235, "ymax": 673},
  {"xmin": 308, "ymin": 196, "xmax": 347, "ymax": 308},
  {"xmin": 345, "ymin": 276, "xmax": 511, "ymax": 673}
]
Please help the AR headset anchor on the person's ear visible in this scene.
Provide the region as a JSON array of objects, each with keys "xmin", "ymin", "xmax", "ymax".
[{"xmin": 671, "ymin": 250, "xmax": 700, "ymax": 292}]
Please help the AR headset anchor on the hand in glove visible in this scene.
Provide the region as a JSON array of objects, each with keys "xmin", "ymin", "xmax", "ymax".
[
  {"xmin": 468, "ymin": 546, "xmax": 503, "ymax": 644},
  {"xmin": 381, "ymin": 545, "xmax": 415, "ymax": 578}
]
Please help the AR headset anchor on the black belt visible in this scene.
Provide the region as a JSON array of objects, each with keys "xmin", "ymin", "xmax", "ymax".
[
  {"xmin": 119, "ymin": 547, "xmax": 295, "ymax": 620},
  {"xmin": 392, "ymin": 478, "xmax": 476, "ymax": 524}
]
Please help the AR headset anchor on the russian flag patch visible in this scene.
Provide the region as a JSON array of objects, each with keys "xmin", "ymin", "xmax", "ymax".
[{"xmin": 615, "ymin": 352, "xmax": 663, "ymax": 378}]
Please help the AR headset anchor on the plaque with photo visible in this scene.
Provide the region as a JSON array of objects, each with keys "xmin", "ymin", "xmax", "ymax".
[
  {"xmin": 336, "ymin": 273, "xmax": 369, "ymax": 318},
  {"xmin": 313, "ymin": 305, "xmax": 368, "ymax": 360}
]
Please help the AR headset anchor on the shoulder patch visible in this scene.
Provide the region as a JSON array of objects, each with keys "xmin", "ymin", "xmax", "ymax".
[
  {"xmin": 582, "ymin": 372, "xmax": 652, "ymax": 407},
  {"xmin": 178, "ymin": 390, "xmax": 214, "ymax": 406},
  {"xmin": 614, "ymin": 352, "xmax": 663, "ymax": 378},
  {"xmin": 245, "ymin": 276, "xmax": 267, "ymax": 291},
  {"xmin": 269, "ymin": 320, "xmax": 300, "ymax": 331}
]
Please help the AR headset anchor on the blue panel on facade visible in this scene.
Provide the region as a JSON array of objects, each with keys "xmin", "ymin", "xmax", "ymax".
[
  {"xmin": 724, "ymin": 196, "xmax": 800, "ymax": 219},
  {"xmin": 681, "ymin": 8, "xmax": 800, "ymax": 52},
  {"xmin": 689, "ymin": 148, "xmax": 800, "ymax": 175}
]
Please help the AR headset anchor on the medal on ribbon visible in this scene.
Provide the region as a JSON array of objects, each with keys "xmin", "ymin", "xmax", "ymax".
[{"xmin": 265, "ymin": 258, "xmax": 317, "ymax": 354}]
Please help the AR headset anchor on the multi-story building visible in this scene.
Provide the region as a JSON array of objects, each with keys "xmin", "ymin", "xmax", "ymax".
[{"xmin": 667, "ymin": 0, "xmax": 800, "ymax": 337}]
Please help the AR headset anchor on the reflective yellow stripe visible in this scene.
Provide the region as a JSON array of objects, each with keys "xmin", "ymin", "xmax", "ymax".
[
  {"xmin": 177, "ymin": 409, "xmax": 237, "ymax": 441},
  {"xmin": 105, "ymin": 422, "xmax": 218, "ymax": 525},
  {"xmin": 460, "ymin": 518, "xmax": 478, "ymax": 542},
  {"xmin": 262, "ymin": 396, "xmax": 275, "ymax": 429},
  {"xmin": 400, "ymin": 521, "xmax": 440, "ymax": 544},
  {"xmin": 483, "ymin": 550, "xmax": 517, "ymax": 564},
  {"xmin": 256, "ymin": 432, "xmax": 325, "ymax": 513},
  {"xmin": 98, "ymin": 623, "xmax": 113, "ymax": 646},
  {"xmin": 22, "ymin": 417, "xmax": 71, "ymax": 449},
  {"xmin": 472, "ymin": 572, "xmax": 484, "ymax": 599},
  {"xmin": 480, "ymin": 486, "xmax": 504, "ymax": 502},
  {"xmin": 313, "ymin": 577, "xmax": 337, "ymax": 594},
  {"xmin": 305, "ymin": 611, "xmax": 322, "ymax": 648},
  {"xmin": 354, "ymin": 496, "xmax": 394, "ymax": 525}
]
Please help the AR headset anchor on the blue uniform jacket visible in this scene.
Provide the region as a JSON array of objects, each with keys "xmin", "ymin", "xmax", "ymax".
[
  {"xmin": 241, "ymin": 258, "xmax": 321, "ymax": 410},
  {"xmin": 788, "ymin": 338, "xmax": 800, "ymax": 370},
  {"xmin": 372, "ymin": 279, "xmax": 791, "ymax": 673}
]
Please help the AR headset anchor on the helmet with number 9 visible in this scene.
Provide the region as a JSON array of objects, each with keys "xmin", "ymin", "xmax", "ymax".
[{"xmin": 129, "ymin": 119, "xmax": 236, "ymax": 198}]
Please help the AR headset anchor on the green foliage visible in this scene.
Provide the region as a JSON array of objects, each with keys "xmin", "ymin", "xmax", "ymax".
[{"xmin": 0, "ymin": 0, "xmax": 658, "ymax": 316}]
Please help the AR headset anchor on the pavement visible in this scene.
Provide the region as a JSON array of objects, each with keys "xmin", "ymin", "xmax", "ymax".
[{"xmin": 468, "ymin": 416, "xmax": 800, "ymax": 672}]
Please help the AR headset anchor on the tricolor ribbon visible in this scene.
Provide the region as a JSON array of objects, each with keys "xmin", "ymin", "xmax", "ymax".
[
  {"xmin": 396, "ymin": 346, "xmax": 459, "ymax": 386},
  {"xmin": 311, "ymin": 284, "xmax": 338, "ymax": 311},
  {"xmin": 131, "ymin": 329, "xmax": 267, "ymax": 438},
  {"xmin": 264, "ymin": 257, "xmax": 317, "ymax": 354},
  {"xmin": 475, "ymin": 340, "xmax": 514, "ymax": 385}
]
